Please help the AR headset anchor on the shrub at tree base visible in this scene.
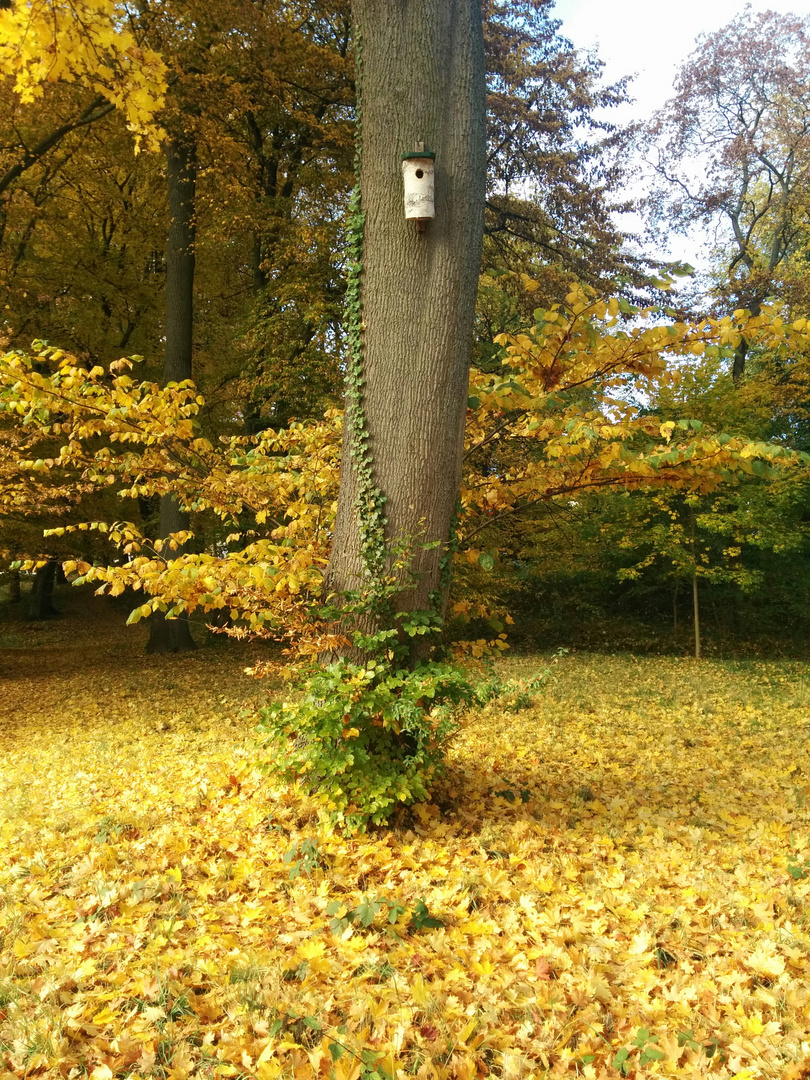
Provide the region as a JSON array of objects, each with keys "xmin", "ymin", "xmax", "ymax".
[{"xmin": 257, "ymin": 660, "xmax": 474, "ymax": 832}]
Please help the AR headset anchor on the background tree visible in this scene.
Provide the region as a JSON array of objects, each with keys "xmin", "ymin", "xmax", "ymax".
[
  {"xmin": 478, "ymin": 327, "xmax": 810, "ymax": 657},
  {"xmin": 145, "ymin": 133, "xmax": 198, "ymax": 653},
  {"xmin": 645, "ymin": 8, "xmax": 810, "ymax": 378},
  {"xmin": 0, "ymin": 0, "xmax": 166, "ymax": 148},
  {"xmin": 483, "ymin": 0, "xmax": 643, "ymax": 301}
]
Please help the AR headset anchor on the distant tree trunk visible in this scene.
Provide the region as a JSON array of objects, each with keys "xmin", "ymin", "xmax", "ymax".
[
  {"xmin": 28, "ymin": 560, "xmax": 58, "ymax": 620},
  {"xmin": 325, "ymin": 0, "xmax": 486, "ymax": 659},
  {"xmin": 672, "ymin": 579, "xmax": 679, "ymax": 635},
  {"xmin": 147, "ymin": 135, "xmax": 198, "ymax": 655},
  {"xmin": 731, "ymin": 339, "xmax": 748, "ymax": 387},
  {"xmin": 731, "ymin": 299, "xmax": 763, "ymax": 386},
  {"xmin": 137, "ymin": 494, "xmax": 159, "ymax": 530},
  {"xmin": 8, "ymin": 569, "xmax": 20, "ymax": 603},
  {"xmin": 690, "ymin": 508, "xmax": 701, "ymax": 659}
]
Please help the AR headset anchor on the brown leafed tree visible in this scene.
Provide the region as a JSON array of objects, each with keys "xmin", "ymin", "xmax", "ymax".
[
  {"xmin": 645, "ymin": 8, "xmax": 810, "ymax": 378},
  {"xmin": 483, "ymin": 0, "xmax": 639, "ymax": 297}
]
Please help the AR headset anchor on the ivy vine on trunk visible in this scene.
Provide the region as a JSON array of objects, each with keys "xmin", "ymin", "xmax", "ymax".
[{"xmin": 259, "ymin": 1, "xmax": 488, "ymax": 832}]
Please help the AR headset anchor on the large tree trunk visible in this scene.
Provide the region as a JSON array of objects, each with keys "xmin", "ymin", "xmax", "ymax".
[
  {"xmin": 326, "ymin": 0, "xmax": 486, "ymax": 655},
  {"xmin": 147, "ymin": 135, "xmax": 198, "ymax": 655},
  {"xmin": 28, "ymin": 559, "xmax": 58, "ymax": 620}
]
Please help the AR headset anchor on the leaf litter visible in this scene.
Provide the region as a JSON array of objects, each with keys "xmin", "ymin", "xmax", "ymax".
[{"xmin": 2, "ymin": 608, "xmax": 810, "ymax": 1078}]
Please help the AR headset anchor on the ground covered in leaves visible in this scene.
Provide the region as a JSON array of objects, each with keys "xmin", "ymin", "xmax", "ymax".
[{"xmin": 2, "ymin": 595, "xmax": 810, "ymax": 1079}]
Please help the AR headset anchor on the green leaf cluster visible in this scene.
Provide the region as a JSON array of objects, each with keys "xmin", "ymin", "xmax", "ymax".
[
  {"xmin": 282, "ymin": 837, "xmax": 321, "ymax": 879},
  {"xmin": 612, "ymin": 1028, "xmax": 665, "ymax": 1075},
  {"xmin": 327, "ymin": 893, "xmax": 443, "ymax": 936},
  {"xmin": 257, "ymin": 659, "xmax": 474, "ymax": 832}
]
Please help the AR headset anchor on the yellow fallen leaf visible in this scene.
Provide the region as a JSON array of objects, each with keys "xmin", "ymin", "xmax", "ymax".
[
  {"xmin": 256, "ymin": 1063, "xmax": 282, "ymax": 1080},
  {"xmin": 296, "ymin": 938, "xmax": 326, "ymax": 962},
  {"xmin": 411, "ymin": 976, "xmax": 431, "ymax": 1007},
  {"xmin": 457, "ymin": 1017, "xmax": 477, "ymax": 1044},
  {"xmin": 741, "ymin": 1014, "xmax": 765, "ymax": 1036}
]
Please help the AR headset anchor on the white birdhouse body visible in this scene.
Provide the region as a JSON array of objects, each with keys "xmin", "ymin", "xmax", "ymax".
[{"xmin": 402, "ymin": 152, "xmax": 435, "ymax": 221}]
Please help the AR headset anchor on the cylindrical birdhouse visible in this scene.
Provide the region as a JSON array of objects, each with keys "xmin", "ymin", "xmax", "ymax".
[{"xmin": 402, "ymin": 150, "xmax": 435, "ymax": 226}]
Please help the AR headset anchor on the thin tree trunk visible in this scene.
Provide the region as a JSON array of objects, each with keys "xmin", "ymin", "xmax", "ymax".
[
  {"xmin": 146, "ymin": 494, "xmax": 197, "ymax": 653},
  {"xmin": 28, "ymin": 560, "xmax": 58, "ymax": 620},
  {"xmin": 147, "ymin": 135, "xmax": 198, "ymax": 654},
  {"xmin": 163, "ymin": 136, "xmax": 196, "ymax": 385},
  {"xmin": 731, "ymin": 338, "xmax": 749, "ymax": 387},
  {"xmin": 673, "ymin": 579, "xmax": 679, "ymax": 635},
  {"xmin": 690, "ymin": 507, "xmax": 701, "ymax": 659},
  {"xmin": 326, "ymin": 0, "xmax": 486, "ymax": 659},
  {"xmin": 8, "ymin": 569, "xmax": 20, "ymax": 603},
  {"xmin": 731, "ymin": 298, "xmax": 762, "ymax": 386}
]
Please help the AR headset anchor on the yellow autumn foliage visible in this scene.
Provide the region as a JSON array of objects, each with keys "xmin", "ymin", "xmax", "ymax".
[
  {"xmin": 3, "ymin": 285, "xmax": 809, "ymax": 656},
  {"xmin": 0, "ymin": 0, "xmax": 167, "ymax": 149},
  {"xmin": 1, "ymin": 603, "xmax": 810, "ymax": 1078}
]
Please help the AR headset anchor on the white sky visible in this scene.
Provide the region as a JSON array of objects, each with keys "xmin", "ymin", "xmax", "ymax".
[
  {"xmin": 552, "ymin": 0, "xmax": 801, "ymax": 122},
  {"xmin": 550, "ymin": 0, "xmax": 803, "ymax": 269}
]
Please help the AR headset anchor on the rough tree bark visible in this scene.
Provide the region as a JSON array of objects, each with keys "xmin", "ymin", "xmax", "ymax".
[
  {"xmin": 690, "ymin": 508, "xmax": 701, "ymax": 660},
  {"xmin": 146, "ymin": 135, "xmax": 198, "ymax": 654},
  {"xmin": 28, "ymin": 559, "xmax": 58, "ymax": 620},
  {"xmin": 326, "ymin": 0, "xmax": 486, "ymax": 652},
  {"xmin": 8, "ymin": 569, "xmax": 20, "ymax": 603}
]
